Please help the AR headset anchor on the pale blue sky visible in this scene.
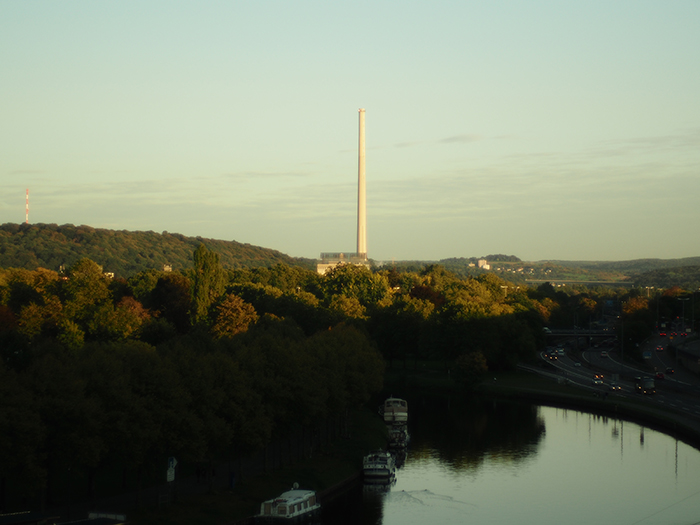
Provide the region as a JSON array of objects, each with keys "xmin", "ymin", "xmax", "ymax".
[{"xmin": 2, "ymin": 1, "xmax": 699, "ymax": 262}]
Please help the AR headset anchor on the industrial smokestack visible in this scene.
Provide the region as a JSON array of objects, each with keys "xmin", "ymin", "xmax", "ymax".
[{"xmin": 357, "ymin": 108, "xmax": 367, "ymax": 258}]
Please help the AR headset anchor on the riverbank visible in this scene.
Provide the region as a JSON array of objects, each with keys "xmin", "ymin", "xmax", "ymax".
[
  {"xmin": 127, "ymin": 408, "xmax": 387, "ymax": 525},
  {"xmin": 128, "ymin": 365, "xmax": 700, "ymax": 524},
  {"xmin": 385, "ymin": 362, "xmax": 700, "ymax": 450},
  {"xmin": 478, "ymin": 370, "xmax": 700, "ymax": 450}
]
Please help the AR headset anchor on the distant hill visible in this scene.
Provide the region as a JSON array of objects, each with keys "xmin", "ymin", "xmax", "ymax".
[
  {"xmin": 632, "ymin": 265, "xmax": 700, "ymax": 291},
  {"xmin": 0, "ymin": 223, "xmax": 316, "ymax": 278},
  {"xmin": 539, "ymin": 258, "xmax": 700, "ymax": 274},
  {"xmin": 383, "ymin": 255, "xmax": 700, "ymax": 289}
]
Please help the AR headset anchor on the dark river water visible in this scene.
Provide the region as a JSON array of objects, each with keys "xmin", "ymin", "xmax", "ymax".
[{"xmin": 324, "ymin": 397, "xmax": 700, "ymax": 525}]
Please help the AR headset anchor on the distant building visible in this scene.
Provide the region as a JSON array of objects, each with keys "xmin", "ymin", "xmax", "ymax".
[
  {"xmin": 477, "ymin": 259, "xmax": 490, "ymax": 270},
  {"xmin": 316, "ymin": 252, "xmax": 370, "ymax": 275}
]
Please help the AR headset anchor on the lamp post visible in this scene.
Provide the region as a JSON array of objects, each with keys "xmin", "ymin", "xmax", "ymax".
[
  {"xmin": 677, "ymin": 297, "xmax": 689, "ymax": 370},
  {"xmin": 679, "ymin": 297, "xmax": 689, "ymax": 332},
  {"xmin": 693, "ymin": 290, "xmax": 698, "ymax": 335},
  {"xmin": 619, "ymin": 301, "xmax": 625, "ymax": 379}
]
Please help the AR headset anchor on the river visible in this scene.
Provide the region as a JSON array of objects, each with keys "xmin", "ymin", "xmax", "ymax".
[{"xmin": 323, "ymin": 397, "xmax": 700, "ymax": 525}]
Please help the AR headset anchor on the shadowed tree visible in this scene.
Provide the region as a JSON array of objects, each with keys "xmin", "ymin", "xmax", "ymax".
[
  {"xmin": 454, "ymin": 350, "xmax": 489, "ymax": 389},
  {"xmin": 151, "ymin": 273, "xmax": 192, "ymax": 334}
]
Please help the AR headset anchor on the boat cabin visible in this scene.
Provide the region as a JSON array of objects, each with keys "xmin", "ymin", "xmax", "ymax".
[
  {"xmin": 383, "ymin": 397, "xmax": 408, "ymax": 424},
  {"xmin": 258, "ymin": 486, "xmax": 320, "ymax": 522}
]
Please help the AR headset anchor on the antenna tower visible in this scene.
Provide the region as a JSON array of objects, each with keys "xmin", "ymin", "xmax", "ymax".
[{"xmin": 25, "ymin": 189, "xmax": 29, "ymax": 224}]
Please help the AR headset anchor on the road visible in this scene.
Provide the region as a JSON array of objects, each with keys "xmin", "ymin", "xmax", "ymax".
[{"xmin": 539, "ymin": 334, "xmax": 700, "ymax": 420}]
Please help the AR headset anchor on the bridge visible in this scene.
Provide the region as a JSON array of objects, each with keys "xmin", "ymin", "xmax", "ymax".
[
  {"xmin": 526, "ymin": 280, "xmax": 634, "ymax": 287},
  {"xmin": 546, "ymin": 328, "xmax": 615, "ymax": 338}
]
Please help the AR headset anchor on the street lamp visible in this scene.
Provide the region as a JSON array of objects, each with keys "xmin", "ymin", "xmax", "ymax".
[
  {"xmin": 676, "ymin": 297, "xmax": 689, "ymax": 370},
  {"xmin": 678, "ymin": 297, "xmax": 690, "ymax": 332},
  {"xmin": 619, "ymin": 301, "xmax": 625, "ymax": 379}
]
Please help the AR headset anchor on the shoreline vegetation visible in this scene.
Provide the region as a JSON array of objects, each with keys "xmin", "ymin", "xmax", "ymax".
[{"xmin": 129, "ymin": 367, "xmax": 700, "ymax": 524}]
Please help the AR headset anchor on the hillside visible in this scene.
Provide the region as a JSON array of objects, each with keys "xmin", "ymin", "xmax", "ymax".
[
  {"xmin": 0, "ymin": 223, "xmax": 316, "ymax": 278},
  {"xmin": 632, "ymin": 265, "xmax": 700, "ymax": 291},
  {"xmin": 388, "ymin": 255, "xmax": 700, "ymax": 289},
  {"xmin": 541, "ymin": 257, "xmax": 700, "ymax": 274}
]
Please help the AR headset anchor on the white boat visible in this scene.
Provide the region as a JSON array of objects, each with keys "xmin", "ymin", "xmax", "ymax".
[
  {"xmin": 363, "ymin": 450, "xmax": 396, "ymax": 480},
  {"xmin": 382, "ymin": 397, "xmax": 408, "ymax": 424},
  {"xmin": 257, "ymin": 484, "xmax": 321, "ymax": 522}
]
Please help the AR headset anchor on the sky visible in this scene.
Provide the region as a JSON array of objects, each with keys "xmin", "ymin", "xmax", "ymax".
[{"xmin": 1, "ymin": 1, "xmax": 699, "ymax": 263}]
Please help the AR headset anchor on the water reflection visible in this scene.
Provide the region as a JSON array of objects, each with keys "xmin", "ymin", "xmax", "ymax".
[
  {"xmin": 409, "ymin": 395, "xmax": 546, "ymax": 470},
  {"xmin": 325, "ymin": 397, "xmax": 700, "ymax": 525}
]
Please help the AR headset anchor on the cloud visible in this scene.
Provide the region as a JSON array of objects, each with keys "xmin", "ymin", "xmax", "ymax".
[
  {"xmin": 394, "ymin": 140, "xmax": 424, "ymax": 149},
  {"xmin": 586, "ymin": 127, "xmax": 700, "ymax": 159},
  {"xmin": 221, "ymin": 170, "xmax": 311, "ymax": 180},
  {"xmin": 438, "ymin": 134, "xmax": 481, "ymax": 144},
  {"xmin": 393, "ymin": 134, "xmax": 483, "ymax": 148},
  {"xmin": 8, "ymin": 169, "xmax": 46, "ymax": 175}
]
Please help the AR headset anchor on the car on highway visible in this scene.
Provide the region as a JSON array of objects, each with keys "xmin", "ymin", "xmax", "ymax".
[
  {"xmin": 600, "ymin": 350, "xmax": 608, "ymax": 358},
  {"xmin": 656, "ymin": 345, "xmax": 664, "ymax": 351},
  {"xmin": 666, "ymin": 367, "xmax": 675, "ymax": 374},
  {"xmin": 655, "ymin": 372, "xmax": 665, "ymax": 380},
  {"xmin": 592, "ymin": 377, "xmax": 603, "ymax": 385},
  {"xmin": 609, "ymin": 382, "xmax": 621, "ymax": 391}
]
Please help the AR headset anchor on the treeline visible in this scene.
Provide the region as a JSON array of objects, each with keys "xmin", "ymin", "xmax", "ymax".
[{"xmin": 0, "ymin": 223, "xmax": 315, "ymax": 278}]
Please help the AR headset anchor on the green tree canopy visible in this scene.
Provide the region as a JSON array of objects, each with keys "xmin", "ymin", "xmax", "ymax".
[{"xmin": 191, "ymin": 244, "xmax": 225, "ymax": 326}]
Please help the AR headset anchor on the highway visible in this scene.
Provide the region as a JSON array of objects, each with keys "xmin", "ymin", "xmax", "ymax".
[{"xmin": 537, "ymin": 334, "xmax": 700, "ymax": 420}]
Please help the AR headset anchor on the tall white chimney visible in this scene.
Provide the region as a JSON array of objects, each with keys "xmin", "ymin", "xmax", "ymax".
[{"xmin": 357, "ymin": 108, "xmax": 367, "ymax": 258}]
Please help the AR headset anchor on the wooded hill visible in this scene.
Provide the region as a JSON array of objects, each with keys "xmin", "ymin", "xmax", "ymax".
[
  {"xmin": 414, "ymin": 256, "xmax": 700, "ymax": 289},
  {"xmin": 0, "ymin": 223, "xmax": 315, "ymax": 278},
  {"xmin": 632, "ymin": 265, "xmax": 700, "ymax": 291}
]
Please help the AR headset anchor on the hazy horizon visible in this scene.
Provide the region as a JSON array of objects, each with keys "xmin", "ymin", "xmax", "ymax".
[{"xmin": 2, "ymin": 2, "xmax": 699, "ymax": 262}]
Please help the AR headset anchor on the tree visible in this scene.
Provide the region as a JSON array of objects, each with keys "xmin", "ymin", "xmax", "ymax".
[
  {"xmin": 151, "ymin": 273, "xmax": 192, "ymax": 334},
  {"xmin": 0, "ymin": 361, "xmax": 46, "ymax": 506},
  {"xmin": 191, "ymin": 244, "xmax": 224, "ymax": 326},
  {"xmin": 321, "ymin": 264, "xmax": 389, "ymax": 308},
  {"xmin": 61, "ymin": 259, "xmax": 111, "ymax": 334},
  {"xmin": 328, "ymin": 294, "xmax": 366, "ymax": 320},
  {"xmin": 454, "ymin": 350, "xmax": 488, "ymax": 389},
  {"xmin": 211, "ymin": 294, "xmax": 258, "ymax": 339}
]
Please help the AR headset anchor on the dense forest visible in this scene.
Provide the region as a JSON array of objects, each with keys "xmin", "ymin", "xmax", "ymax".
[
  {"xmin": 0, "ymin": 223, "xmax": 315, "ymax": 277},
  {"xmin": 1, "ymin": 225, "xmax": 698, "ymax": 513},
  {"xmin": 632, "ymin": 265, "xmax": 700, "ymax": 291}
]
